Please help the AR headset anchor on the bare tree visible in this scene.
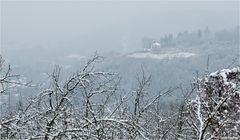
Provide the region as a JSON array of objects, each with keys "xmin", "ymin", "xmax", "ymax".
[{"xmin": 2, "ymin": 54, "xmax": 238, "ymax": 140}]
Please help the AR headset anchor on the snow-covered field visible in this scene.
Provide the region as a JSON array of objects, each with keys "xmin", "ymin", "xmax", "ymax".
[{"xmin": 127, "ymin": 51, "xmax": 196, "ymax": 60}]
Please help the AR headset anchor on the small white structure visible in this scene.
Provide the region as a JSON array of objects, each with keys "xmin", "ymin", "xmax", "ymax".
[{"xmin": 150, "ymin": 40, "xmax": 161, "ymax": 51}]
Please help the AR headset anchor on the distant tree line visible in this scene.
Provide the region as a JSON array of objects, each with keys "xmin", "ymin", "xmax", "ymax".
[{"xmin": 142, "ymin": 26, "xmax": 239, "ymax": 49}]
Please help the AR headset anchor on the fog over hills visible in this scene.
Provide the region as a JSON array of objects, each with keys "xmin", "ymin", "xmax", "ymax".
[
  {"xmin": 1, "ymin": 1, "xmax": 240, "ymax": 139},
  {"xmin": 2, "ymin": 1, "xmax": 238, "ymax": 53}
]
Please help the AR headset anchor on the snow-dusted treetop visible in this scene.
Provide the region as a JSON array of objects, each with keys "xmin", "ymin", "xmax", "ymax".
[{"xmin": 189, "ymin": 67, "xmax": 240, "ymax": 139}]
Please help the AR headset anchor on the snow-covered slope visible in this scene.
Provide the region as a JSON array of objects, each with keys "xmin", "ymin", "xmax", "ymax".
[{"xmin": 127, "ymin": 51, "xmax": 196, "ymax": 60}]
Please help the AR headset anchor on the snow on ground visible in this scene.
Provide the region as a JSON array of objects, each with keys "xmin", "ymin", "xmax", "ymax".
[{"xmin": 127, "ymin": 51, "xmax": 196, "ymax": 60}]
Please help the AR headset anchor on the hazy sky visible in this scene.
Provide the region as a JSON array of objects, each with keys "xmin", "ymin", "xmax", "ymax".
[{"xmin": 1, "ymin": 0, "xmax": 239, "ymax": 53}]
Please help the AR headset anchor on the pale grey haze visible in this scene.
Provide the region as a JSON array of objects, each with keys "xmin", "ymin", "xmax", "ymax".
[{"xmin": 1, "ymin": 1, "xmax": 239, "ymax": 54}]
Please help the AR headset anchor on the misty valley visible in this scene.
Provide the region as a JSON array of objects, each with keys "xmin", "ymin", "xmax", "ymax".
[{"xmin": 1, "ymin": 1, "xmax": 239, "ymax": 139}]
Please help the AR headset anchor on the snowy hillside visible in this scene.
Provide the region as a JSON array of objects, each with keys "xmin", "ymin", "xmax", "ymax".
[{"xmin": 127, "ymin": 51, "xmax": 195, "ymax": 60}]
